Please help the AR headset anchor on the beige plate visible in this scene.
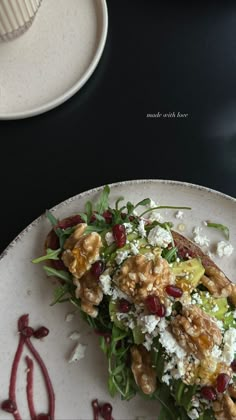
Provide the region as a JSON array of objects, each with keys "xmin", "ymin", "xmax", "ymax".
[
  {"xmin": 0, "ymin": 180, "xmax": 235, "ymax": 419},
  {"xmin": 0, "ymin": 0, "xmax": 108, "ymax": 119}
]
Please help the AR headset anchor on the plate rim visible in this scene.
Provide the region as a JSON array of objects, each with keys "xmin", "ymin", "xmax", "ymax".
[
  {"xmin": 1, "ymin": 178, "xmax": 236, "ymax": 260},
  {"xmin": 0, "ymin": 0, "xmax": 108, "ymax": 120}
]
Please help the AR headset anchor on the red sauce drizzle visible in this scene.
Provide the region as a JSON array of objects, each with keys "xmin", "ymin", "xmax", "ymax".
[
  {"xmin": 1, "ymin": 314, "xmax": 55, "ymax": 420},
  {"xmin": 92, "ymin": 399, "xmax": 114, "ymax": 420}
]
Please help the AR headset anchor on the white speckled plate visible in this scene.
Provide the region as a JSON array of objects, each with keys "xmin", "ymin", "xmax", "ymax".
[
  {"xmin": 0, "ymin": 180, "xmax": 235, "ymax": 419},
  {"xmin": 0, "ymin": 0, "xmax": 108, "ymax": 119}
]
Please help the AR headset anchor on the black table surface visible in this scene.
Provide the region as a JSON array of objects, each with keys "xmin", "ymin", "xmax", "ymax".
[{"xmin": 1, "ymin": 0, "xmax": 236, "ymax": 254}]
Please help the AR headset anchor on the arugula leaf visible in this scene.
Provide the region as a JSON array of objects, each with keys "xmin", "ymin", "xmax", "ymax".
[
  {"xmin": 205, "ymin": 221, "xmax": 229, "ymax": 240},
  {"xmin": 43, "ymin": 266, "xmax": 72, "ymax": 283},
  {"xmin": 32, "ymin": 248, "xmax": 61, "ymax": 263},
  {"xmin": 162, "ymin": 246, "xmax": 178, "ymax": 263},
  {"xmin": 79, "ymin": 212, "xmax": 88, "ymax": 223},
  {"xmin": 94, "ymin": 213, "xmax": 106, "ymax": 222},
  {"xmin": 95, "ymin": 185, "xmax": 110, "ymax": 214},
  {"xmin": 85, "ymin": 201, "xmax": 93, "ymax": 222},
  {"xmin": 50, "ymin": 284, "xmax": 70, "ymax": 306},
  {"xmin": 140, "ymin": 205, "xmax": 191, "ymax": 218},
  {"xmin": 115, "ymin": 196, "xmax": 124, "ymax": 210},
  {"xmin": 46, "ymin": 210, "xmax": 58, "ymax": 226},
  {"xmin": 134, "ymin": 198, "xmax": 151, "ymax": 208}
]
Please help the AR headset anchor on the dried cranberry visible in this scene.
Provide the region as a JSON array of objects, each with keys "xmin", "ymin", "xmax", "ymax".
[
  {"xmin": 33, "ymin": 327, "xmax": 49, "ymax": 339},
  {"xmin": 47, "ymin": 230, "xmax": 59, "ymax": 250},
  {"xmin": 103, "ymin": 211, "xmax": 113, "ymax": 224},
  {"xmin": 146, "ymin": 295, "xmax": 161, "ymax": 314},
  {"xmin": 51, "ymin": 259, "xmax": 66, "ymax": 270},
  {"xmin": 91, "ymin": 260, "xmax": 105, "ymax": 278},
  {"xmin": 21, "ymin": 326, "xmax": 34, "ymax": 337},
  {"xmin": 118, "ymin": 299, "xmax": 131, "ymax": 313},
  {"xmin": 231, "ymin": 359, "xmax": 236, "ymax": 372},
  {"xmin": 57, "ymin": 215, "xmax": 83, "ymax": 229},
  {"xmin": 100, "ymin": 402, "xmax": 113, "ymax": 420},
  {"xmin": 165, "ymin": 285, "xmax": 183, "ymax": 298},
  {"xmin": 216, "ymin": 373, "xmax": 230, "ymax": 393},
  {"xmin": 200, "ymin": 386, "xmax": 217, "ymax": 401},
  {"xmin": 112, "ymin": 224, "xmax": 126, "ymax": 248},
  {"xmin": 1, "ymin": 399, "xmax": 17, "ymax": 413}
]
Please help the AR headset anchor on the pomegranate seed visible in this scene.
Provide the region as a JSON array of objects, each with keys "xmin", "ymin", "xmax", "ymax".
[
  {"xmin": 231, "ymin": 359, "xmax": 236, "ymax": 372},
  {"xmin": 156, "ymin": 304, "xmax": 166, "ymax": 317},
  {"xmin": 165, "ymin": 285, "xmax": 183, "ymax": 298},
  {"xmin": 100, "ymin": 402, "xmax": 113, "ymax": 420},
  {"xmin": 103, "ymin": 211, "xmax": 113, "ymax": 224},
  {"xmin": 91, "ymin": 260, "xmax": 105, "ymax": 278},
  {"xmin": 146, "ymin": 295, "xmax": 161, "ymax": 314},
  {"xmin": 57, "ymin": 215, "xmax": 83, "ymax": 229},
  {"xmin": 216, "ymin": 373, "xmax": 230, "ymax": 393},
  {"xmin": 21, "ymin": 326, "xmax": 34, "ymax": 337},
  {"xmin": 33, "ymin": 327, "xmax": 49, "ymax": 339},
  {"xmin": 200, "ymin": 386, "xmax": 217, "ymax": 401},
  {"xmin": 112, "ymin": 224, "xmax": 126, "ymax": 248},
  {"xmin": 1, "ymin": 399, "xmax": 17, "ymax": 413},
  {"xmin": 118, "ymin": 299, "xmax": 131, "ymax": 313}
]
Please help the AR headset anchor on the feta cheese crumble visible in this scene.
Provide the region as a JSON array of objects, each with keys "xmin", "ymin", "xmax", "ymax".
[
  {"xmin": 191, "ymin": 293, "xmax": 203, "ymax": 305},
  {"xmin": 192, "ymin": 226, "xmax": 210, "ymax": 247},
  {"xmin": 137, "ymin": 219, "xmax": 147, "ymax": 237},
  {"xmin": 123, "ymin": 222, "xmax": 133, "ymax": 233},
  {"xmin": 69, "ymin": 331, "xmax": 80, "ymax": 341},
  {"xmin": 115, "ymin": 250, "xmax": 130, "ymax": 265},
  {"xmin": 187, "ymin": 409, "xmax": 199, "ymax": 419},
  {"xmin": 68, "ymin": 342, "xmax": 86, "ymax": 363},
  {"xmin": 147, "ymin": 226, "xmax": 172, "ymax": 248},
  {"xmin": 99, "ymin": 271, "xmax": 113, "ymax": 295},
  {"xmin": 222, "ymin": 328, "xmax": 236, "ymax": 364},
  {"xmin": 105, "ymin": 231, "xmax": 115, "ymax": 246},
  {"xmin": 130, "ymin": 241, "xmax": 140, "ymax": 255},
  {"xmin": 216, "ymin": 241, "xmax": 234, "ymax": 258},
  {"xmin": 137, "ymin": 315, "xmax": 159, "ymax": 334},
  {"xmin": 65, "ymin": 312, "xmax": 75, "ymax": 322},
  {"xmin": 175, "ymin": 210, "xmax": 184, "ymax": 219}
]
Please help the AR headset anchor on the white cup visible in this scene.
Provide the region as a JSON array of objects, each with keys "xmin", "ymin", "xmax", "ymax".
[{"xmin": 0, "ymin": 0, "xmax": 42, "ymax": 41}]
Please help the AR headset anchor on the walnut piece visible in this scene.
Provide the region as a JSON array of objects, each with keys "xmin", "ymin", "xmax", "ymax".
[
  {"xmin": 114, "ymin": 254, "xmax": 175, "ymax": 304},
  {"xmin": 171, "ymin": 305, "xmax": 222, "ymax": 359},
  {"xmin": 62, "ymin": 223, "xmax": 102, "ymax": 279},
  {"xmin": 74, "ymin": 271, "xmax": 103, "ymax": 318},
  {"xmin": 130, "ymin": 345, "xmax": 156, "ymax": 395},
  {"xmin": 201, "ymin": 266, "xmax": 234, "ymax": 299},
  {"xmin": 213, "ymin": 395, "xmax": 236, "ymax": 420}
]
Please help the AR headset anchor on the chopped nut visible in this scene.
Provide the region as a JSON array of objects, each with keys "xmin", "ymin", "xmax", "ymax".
[
  {"xmin": 114, "ymin": 255, "xmax": 175, "ymax": 304},
  {"xmin": 63, "ymin": 223, "xmax": 87, "ymax": 249},
  {"xmin": 62, "ymin": 224, "xmax": 102, "ymax": 279},
  {"xmin": 201, "ymin": 266, "xmax": 234, "ymax": 299},
  {"xmin": 74, "ymin": 271, "xmax": 103, "ymax": 318},
  {"xmin": 228, "ymin": 383, "xmax": 236, "ymax": 399},
  {"xmin": 171, "ymin": 305, "xmax": 222, "ymax": 359},
  {"xmin": 130, "ymin": 345, "xmax": 156, "ymax": 395},
  {"xmin": 213, "ymin": 394, "xmax": 236, "ymax": 420}
]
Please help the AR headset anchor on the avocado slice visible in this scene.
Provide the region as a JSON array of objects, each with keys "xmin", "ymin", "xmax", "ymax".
[
  {"xmin": 198, "ymin": 291, "xmax": 228, "ymax": 320},
  {"xmin": 109, "ymin": 300, "xmax": 128, "ymax": 331},
  {"xmin": 132, "ymin": 325, "xmax": 145, "ymax": 344},
  {"xmin": 172, "ymin": 258, "xmax": 205, "ymax": 289}
]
